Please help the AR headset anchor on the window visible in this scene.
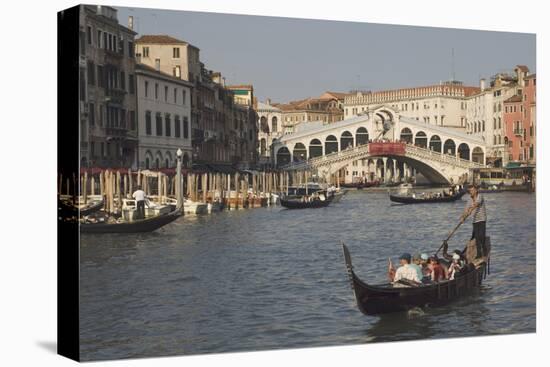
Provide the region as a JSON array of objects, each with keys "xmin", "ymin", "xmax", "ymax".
[
  {"xmin": 173, "ymin": 47, "xmax": 180, "ymax": 58},
  {"xmin": 145, "ymin": 111, "xmax": 152, "ymax": 135},
  {"xmin": 165, "ymin": 114, "xmax": 171, "ymax": 137},
  {"xmin": 498, "ymin": 117, "xmax": 501, "ymax": 129},
  {"xmin": 173, "ymin": 66, "xmax": 181, "ymax": 78},
  {"xmin": 144, "ymin": 81, "xmax": 149, "ymax": 97},
  {"xmin": 156, "ymin": 113, "xmax": 162, "ymax": 136},
  {"xmin": 182, "ymin": 90, "xmax": 186, "ymax": 105},
  {"xmin": 87, "ymin": 26, "xmax": 92, "ymax": 45},
  {"xmin": 143, "ymin": 46, "xmax": 149, "ymax": 57},
  {"xmin": 155, "ymin": 58, "xmax": 160, "ymax": 70},
  {"xmin": 79, "ymin": 69, "xmax": 86, "ymax": 101},
  {"xmin": 89, "ymin": 103, "xmax": 95, "ymax": 126},
  {"xmin": 129, "ymin": 110, "xmax": 135, "ymax": 130},
  {"xmin": 103, "ymin": 32, "xmax": 107, "ymax": 50},
  {"xmin": 97, "ymin": 30, "xmax": 102, "ymax": 48},
  {"xmin": 99, "ymin": 104, "xmax": 104, "ymax": 126},
  {"xmin": 108, "ymin": 33, "xmax": 112, "ymax": 51},
  {"xmin": 128, "ymin": 41, "xmax": 134, "ymax": 58},
  {"xmin": 174, "ymin": 88, "xmax": 178, "ymax": 104},
  {"xmin": 183, "ymin": 116, "xmax": 189, "ymax": 139},
  {"xmin": 175, "ymin": 116, "xmax": 181, "ymax": 137},
  {"xmin": 120, "ymin": 71, "xmax": 126, "ymax": 90},
  {"xmin": 97, "ymin": 65, "xmax": 104, "ymax": 88},
  {"xmin": 165, "ymin": 86, "xmax": 168, "ymax": 102},
  {"xmin": 87, "ymin": 61, "xmax": 95, "ymax": 85},
  {"xmin": 155, "ymin": 83, "xmax": 159, "ymax": 99},
  {"xmin": 129, "ymin": 74, "xmax": 135, "ymax": 94}
]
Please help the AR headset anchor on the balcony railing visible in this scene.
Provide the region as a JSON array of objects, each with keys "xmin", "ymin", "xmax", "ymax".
[
  {"xmin": 513, "ymin": 128, "xmax": 523, "ymax": 136},
  {"xmin": 105, "ymin": 88, "xmax": 127, "ymax": 104}
]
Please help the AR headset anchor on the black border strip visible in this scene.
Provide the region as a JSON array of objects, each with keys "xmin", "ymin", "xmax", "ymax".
[{"xmin": 57, "ymin": 5, "xmax": 80, "ymax": 362}]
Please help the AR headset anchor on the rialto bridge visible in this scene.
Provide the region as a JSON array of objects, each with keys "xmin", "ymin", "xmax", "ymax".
[{"xmin": 271, "ymin": 106, "xmax": 486, "ymax": 185}]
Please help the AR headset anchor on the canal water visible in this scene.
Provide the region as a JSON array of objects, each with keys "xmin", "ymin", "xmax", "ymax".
[{"xmin": 79, "ymin": 190, "xmax": 536, "ymax": 361}]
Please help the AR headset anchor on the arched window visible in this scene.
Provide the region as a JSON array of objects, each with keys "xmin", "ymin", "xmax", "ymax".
[
  {"xmin": 443, "ymin": 139, "xmax": 456, "ymax": 155},
  {"xmin": 429, "ymin": 135, "xmax": 441, "ymax": 152},
  {"xmin": 400, "ymin": 128, "xmax": 413, "ymax": 143},
  {"xmin": 272, "ymin": 116, "xmax": 278, "ymax": 133},
  {"xmin": 309, "ymin": 139, "xmax": 323, "ymax": 158},
  {"xmin": 260, "ymin": 138, "xmax": 267, "ymax": 156},
  {"xmin": 276, "ymin": 147, "xmax": 291, "ymax": 166},
  {"xmin": 340, "ymin": 131, "xmax": 353, "ymax": 150},
  {"xmin": 458, "ymin": 143, "xmax": 470, "ymax": 160},
  {"xmin": 293, "ymin": 143, "xmax": 307, "ymax": 162},
  {"xmin": 325, "ymin": 135, "xmax": 338, "ymax": 154},
  {"xmin": 356, "ymin": 127, "xmax": 369, "ymax": 145},
  {"xmin": 414, "ymin": 131, "xmax": 427, "ymax": 148}
]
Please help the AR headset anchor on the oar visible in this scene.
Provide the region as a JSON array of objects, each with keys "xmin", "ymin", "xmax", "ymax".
[{"xmin": 434, "ymin": 216, "xmax": 467, "ymax": 257}]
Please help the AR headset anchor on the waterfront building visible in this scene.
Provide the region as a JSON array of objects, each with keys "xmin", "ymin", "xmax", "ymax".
[
  {"xmin": 256, "ymin": 100, "xmax": 283, "ymax": 166},
  {"xmin": 273, "ymin": 91, "xmax": 346, "ymax": 133},
  {"xmin": 79, "ymin": 5, "xmax": 138, "ymax": 168},
  {"xmin": 503, "ymin": 71, "xmax": 536, "ymax": 164},
  {"xmin": 465, "ymin": 67, "xmax": 525, "ymax": 167},
  {"xmin": 344, "ymin": 82, "xmax": 479, "ymax": 130},
  {"xmin": 135, "ymin": 35, "xmax": 257, "ymax": 168},
  {"xmin": 135, "ymin": 63, "xmax": 193, "ymax": 169}
]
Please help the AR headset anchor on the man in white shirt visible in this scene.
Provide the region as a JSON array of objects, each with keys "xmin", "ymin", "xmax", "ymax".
[
  {"xmin": 132, "ymin": 186, "xmax": 146, "ymax": 219},
  {"xmin": 393, "ymin": 253, "xmax": 421, "ymax": 284}
]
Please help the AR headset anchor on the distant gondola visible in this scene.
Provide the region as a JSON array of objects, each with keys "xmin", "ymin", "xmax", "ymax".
[
  {"xmin": 280, "ymin": 193, "xmax": 333, "ymax": 209},
  {"xmin": 59, "ymin": 197, "xmax": 105, "ymax": 216},
  {"xmin": 341, "ymin": 242, "xmax": 491, "ymax": 315},
  {"xmin": 389, "ymin": 189, "xmax": 466, "ymax": 204},
  {"xmin": 80, "ymin": 208, "xmax": 181, "ymax": 234}
]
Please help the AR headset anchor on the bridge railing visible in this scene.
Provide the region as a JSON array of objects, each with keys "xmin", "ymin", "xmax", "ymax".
[
  {"xmin": 279, "ymin": 142, "xmax": 485, "ymax": 170},
  {"xmin": 405, "ymin": 145, "xmax": 485, "ymax": 168}
]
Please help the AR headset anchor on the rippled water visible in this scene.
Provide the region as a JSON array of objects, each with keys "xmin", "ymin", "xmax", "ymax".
[{"xmin": 79, "ymin": 190, "xmax": 536, "ymax": 361}]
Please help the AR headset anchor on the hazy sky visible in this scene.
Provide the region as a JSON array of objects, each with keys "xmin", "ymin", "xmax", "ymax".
[{"xmin": 116, "ymin": 6, "xmax": 536, "ymax": 103}]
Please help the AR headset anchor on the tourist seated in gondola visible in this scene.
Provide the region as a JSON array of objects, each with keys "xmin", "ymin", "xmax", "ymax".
[
  {"xmin": 448, "ymin": 253, "xmax": 465, "ymax": 280},
  {"xmin": 411, "ymin": 254, "xmax": 425, "ymax": 281},
  {"xmin": 427, "ymin": 256, "xmax": 447, "ymax": 282},
  {"xmin": 390, "ymin": 253, "xmax": 421, "ymax": 285}
]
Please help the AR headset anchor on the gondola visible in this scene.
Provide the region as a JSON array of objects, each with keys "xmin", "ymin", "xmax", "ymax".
[
  {"xmin": 80, "ymin": 208, "xmax": 182, "ymax": 234},
  {"xmin": 341, "ymin": 241, "xmax": 490, "ymax": 315},
  {"xmin": 59, "ymin": 197, "xmax": 104, "ymax": 216},
  {"xmin": 389, "ymin": 189, "xmax": 466, "ymax": 204},
  {"xmin": 280, "ymin": 193, "xmax": 333, "ymax": 209}
]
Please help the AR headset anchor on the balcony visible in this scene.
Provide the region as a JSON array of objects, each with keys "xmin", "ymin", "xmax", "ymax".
[
  {"xmin": 105, "ymin": 88, "xmax": 127, "ymax": 104},
  {"xmin": 103, "ymin": 49, "xmax": 123, "ymax": 65},
  {"xmin": 104, "ymin": 126, "xmax": 136, "ymax": 141},
  {"xmin": 513, "ymin": 128, "xmax": 524, "ymax": 136}
]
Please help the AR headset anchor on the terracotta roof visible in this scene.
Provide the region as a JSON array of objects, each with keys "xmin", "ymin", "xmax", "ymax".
[
  {"xmin": 227, "ymin": 84, "xmax": 254, "ymax": 90},
  {"xmin": 516, "ymin": 65, "xmax": 529, "ymax": 72},
  {"xmin": 504, "ymin": 95, "xmax": 522, "ymax": 103},
  {"xmin": 320, "ymin": 91, "xmax": 350, "ymax": 100},
  {"xmin": 135, "ymin": 35, "xmax": 188, "ymax": 44}
]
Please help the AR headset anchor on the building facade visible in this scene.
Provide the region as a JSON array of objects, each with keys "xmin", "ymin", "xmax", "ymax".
[
  {"xmin": 503, "ymin": 71, "xmax": 536, "ymax": 163},
  {"xmin": 256, "ymin": 100, "xmax": 283, "ymax": 164},
  {"xmin": 465, "ymin": 66, "xmax": 530, "ymax": 167},
  {"xmin": 79, "ymin": 5, "xmax": 138, "ymax": 168},
  {"xmin": 135, "ymin": 63, "xmax": 193, "ymax": 169},
  {"xmin": 344, "ymin": 82, "xmax": 479, "ymax": 130},
  {"xmin": 273, "ymin": 92, "xmax": 346, "ymax": 133},
  {"xmin": 135, "ymin": 35, "xmax": 257, "ymax": 168}
]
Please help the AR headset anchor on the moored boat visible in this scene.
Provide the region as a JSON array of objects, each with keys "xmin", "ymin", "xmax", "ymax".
[
  {"xmin": 341, "ymin": 241, "xmax": 491, "ymax": 315},
  {"xmin": 280, "ymin": 192, "xmax": 333, "ymax": 209},
  {"xmin": 80, "ymin": 208, "xmax": 181, "ymax": 234},
  {"xmin": 389, "ymin": 189, "xmax": 466, "ymax": 204}
]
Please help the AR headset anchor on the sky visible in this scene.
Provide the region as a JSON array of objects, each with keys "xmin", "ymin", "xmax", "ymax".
[{"xmin": 116, "ymin": 6, "xmax": 536, "ymax": 103}]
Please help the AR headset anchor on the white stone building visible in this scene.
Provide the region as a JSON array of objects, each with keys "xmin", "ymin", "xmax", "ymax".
[
  {"xmin": 257, "ymin": 100, "xmax": 283, "ymax": 165},
  {"xmin": 344, "ymin": 82, "xmax": 480, "ymax": 130},
  {"xmin": 135, "ymin": 63, "xmax": 193, "ymax": 169}
]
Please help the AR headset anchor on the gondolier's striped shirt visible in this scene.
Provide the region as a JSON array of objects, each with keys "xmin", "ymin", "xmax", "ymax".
[{"xmin": 472, "ymin": 194, "xmax": 487, "ymax": 223}]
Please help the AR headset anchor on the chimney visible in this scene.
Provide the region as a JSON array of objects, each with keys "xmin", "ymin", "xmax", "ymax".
[
  {"xmin": 128, "ymin": 16, "xmax": 134, "ymax": 30},
  {"xmin": 266, "ymin": 98, "xmax": 271, "ymax": 105},
  {"xmin": 480, "ymin": 78, "xmax": 486, "ymax": 91}
]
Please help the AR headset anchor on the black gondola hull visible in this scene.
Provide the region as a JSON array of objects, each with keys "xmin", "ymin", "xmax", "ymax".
[
  {"xmin": 80, "ymin": 209, "xmax": 181, "ymax": 234},
  {"xmin": 389, "ymin": 190, "xmax": 466, "ymax": 204},
  {"xmin": 342, "ymin": 242, "xmax": 489, "ymax": 315},
  {"xmin": 280, "ymin": 196, "xmax": 333, "ymax": 209}
]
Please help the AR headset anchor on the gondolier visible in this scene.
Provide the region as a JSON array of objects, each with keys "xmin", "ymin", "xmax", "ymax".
[
  {"xmin": 461, "ymin": 184, "xmax": 487, "ymax": 259},
  {"xmin": 132, "ymin": 186, "xmax": 146, "ymax": 219}
]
